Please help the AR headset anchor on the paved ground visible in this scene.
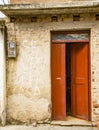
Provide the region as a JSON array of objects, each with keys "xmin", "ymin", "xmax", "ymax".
[
  {"xmin": 0, "ymin": 125, "xmax": 97, "ymax": 130},
  {"xmin": 0, "ymin": 117, "xmax": 97, "ymax": 130}
]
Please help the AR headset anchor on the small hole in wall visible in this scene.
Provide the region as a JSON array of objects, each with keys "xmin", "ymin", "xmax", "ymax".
[
  {"xmin": 31, "ymin": 17, "xmax": 37, "ymax": 22},
  {"xmin": 92, "ymin": 71, "xmax": 94, "ymax": 74},
  {"xmin": 10, "ymin": 16, "xmax": 16, "ymax": 22},
  {"xmin": 51, "ymin": 16, "xmax": 58, "ymax": 22},
  {"xmin": 96, "ymin": 14, "xmax": 99, "ymax": 20},
  {"xmin": 92, "ymin": 79, "xmax": 95, "ymax": 82},
  {"xmin": 73, "ymin": 14, "xmax": 80, "ymax": 21}
]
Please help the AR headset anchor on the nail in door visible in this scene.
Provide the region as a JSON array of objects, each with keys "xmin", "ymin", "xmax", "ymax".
[
  {"xmin": 51, "ymin": 43, "xmax": 66, "ymax": 120},
  {"xmin": 71, "ymin": 43, "xmax": 89, "ymax": 120}
]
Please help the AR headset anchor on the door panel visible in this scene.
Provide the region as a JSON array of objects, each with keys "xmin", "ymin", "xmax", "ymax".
[
  {"xmin": 51, "ymin": 43, "xmax": 66, "ymax": 120},
  {"xmin": 71, "ymin": 43, "xmax": 89, "ymax": 120}
]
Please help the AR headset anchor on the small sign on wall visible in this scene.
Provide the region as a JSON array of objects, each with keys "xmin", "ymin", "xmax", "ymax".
[{"xmin": 8, "ymin": 42, "xmax": 16, "ymax": 58}]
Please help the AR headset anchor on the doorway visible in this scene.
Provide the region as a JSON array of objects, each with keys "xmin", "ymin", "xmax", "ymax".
[
  {"xmin": 66, "ymin": 43, "xmax": 71, "ymax": 116},
  {"xmin": 51, "ymin": 32, "xmax": 90, "ymax": 121}
]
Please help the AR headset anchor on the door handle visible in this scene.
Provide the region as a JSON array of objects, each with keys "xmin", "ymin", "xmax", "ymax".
[{"xmin": 56, "ymin": 77, "xmax": 61, "ymax": 80}]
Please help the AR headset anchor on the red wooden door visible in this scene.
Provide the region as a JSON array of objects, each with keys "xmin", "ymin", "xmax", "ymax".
[
  {"xmin": 51, "ymin": 43, "xmax": 66, "ymax": 120},
  {"xmin": 71, "ymin": 43, "xmax": 89, "ymax": 120}
]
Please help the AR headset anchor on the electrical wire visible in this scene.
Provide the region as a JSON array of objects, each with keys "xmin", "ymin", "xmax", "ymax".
[
  {"xmin": 2, "ymin": 0, "xmax": 9, "ymax": 4},
  {"xmin": 2, "ymin": 0, "xmax": 5, "ymax": 4},
  {"xmin": 7, "ymin": 0, "xmax": 10, "ymax": 4}
]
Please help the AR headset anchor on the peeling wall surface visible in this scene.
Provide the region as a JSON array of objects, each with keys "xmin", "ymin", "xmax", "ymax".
[
  {"xmin": 6, "ymin": 14, "xmax": 99, "ymax": 125},
  {"xmin": 6, "ymin": 19, "xmax": 51, "ymax": 124},
  {"xmin": 0, "ymin": 27, "xmax": 6, "ymax": 125}
]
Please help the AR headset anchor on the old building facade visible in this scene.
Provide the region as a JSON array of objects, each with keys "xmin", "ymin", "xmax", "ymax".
[{"xmin": 0, "ymin": 0, "xmax": 99, "ymax": 128}]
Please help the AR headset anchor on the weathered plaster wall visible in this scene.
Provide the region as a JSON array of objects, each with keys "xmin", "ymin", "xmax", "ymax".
[
  {"xmin": 6, "ymin": 14, "xmax": 99, "ymax": 125},
  {"xmin": 6, "ymin": 21, "xmax": 51, "ymax": 124}
]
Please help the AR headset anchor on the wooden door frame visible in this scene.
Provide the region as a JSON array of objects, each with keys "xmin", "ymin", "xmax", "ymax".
[{"xmin": 51, "ymin": 30, "xmax": 91, "ymax": 121}]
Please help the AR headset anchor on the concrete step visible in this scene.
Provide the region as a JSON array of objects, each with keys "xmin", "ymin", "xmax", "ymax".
[{"xmin": 0, "ymin": 125, "xmax": 97, "ymax": 130}]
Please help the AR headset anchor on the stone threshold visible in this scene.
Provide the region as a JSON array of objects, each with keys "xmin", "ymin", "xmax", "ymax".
[{"xmin": 51, "ymin": 116, "xmax": 94, "ymax": 126}]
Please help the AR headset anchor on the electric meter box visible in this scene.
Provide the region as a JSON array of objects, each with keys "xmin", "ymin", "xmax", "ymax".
[{"xmin": 8, "ymin": 42, "xmax": 16, "ymax": 58}]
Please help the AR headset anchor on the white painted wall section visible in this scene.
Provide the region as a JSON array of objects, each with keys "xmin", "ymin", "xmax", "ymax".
[{"xmin": 0, "ymin": 28, "xmax": 6, "ymax": 125}]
